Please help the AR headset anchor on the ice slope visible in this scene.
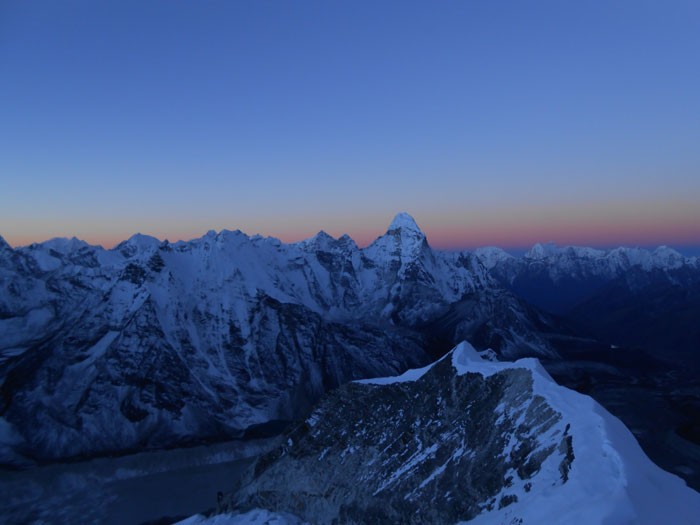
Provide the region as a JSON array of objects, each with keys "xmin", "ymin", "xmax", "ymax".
[{"xmin": 220, "ymin": 342, "xmax": 700, "ymax": 525}]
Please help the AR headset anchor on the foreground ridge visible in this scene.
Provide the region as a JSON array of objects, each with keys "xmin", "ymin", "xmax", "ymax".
[{"xmin": 212, "ymin": 342, "xmax": 700, "ymax": 525}]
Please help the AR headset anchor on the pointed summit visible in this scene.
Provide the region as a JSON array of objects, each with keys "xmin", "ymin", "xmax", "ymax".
[
  {"xmin": 337, "ymin": 233, "xmax": 358, "ymax": 250},
  {"xmin": 525, "ymin": 242, "xmax": 558, "ymax": 260},
  {"xmin": 388, "ymin": 212, "xmax": 423, "ymax": 234},
  {"xmin": 297, "ymin": 230, "xmax": 336, "ymax": 251},
  {"xmin": 310, "ymin": 230, "xmax": 335, "ymax": 243},
  {"xmin": 365, "ymin": 212, "xmax": 431, "ymax": 262}
]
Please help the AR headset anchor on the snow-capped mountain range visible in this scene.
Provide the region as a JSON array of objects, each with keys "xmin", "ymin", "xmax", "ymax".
[
  {"xmin": 2, "ymin": 215, "xmax": 698, "ymax": 464},
  {"xmin": 474, "ymin": 241, "xmax": 700, "ymax": 359},
  {"xmin": 213, "ymin": 342, "xmax": 700, "ymax": 524},
  {"xmin": 476, "ymin": 242, "xmax": 697, "ymax": 278},
  {"xmin": 0, "ymin": 214, "xmax": 553, "ymax": 463}
]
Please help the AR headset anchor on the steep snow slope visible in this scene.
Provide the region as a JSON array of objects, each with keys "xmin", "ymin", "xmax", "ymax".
[
  {"xmin": 218, "ymin": 342, "xmax": 700, "ymax": 525},
  {"xmin": 0, "ymin": 215, "xmax": 554, "ymax": 462}
]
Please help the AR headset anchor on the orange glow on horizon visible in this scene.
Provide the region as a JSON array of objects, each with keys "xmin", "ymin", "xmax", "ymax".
[
  {"xmin": 4, "ymin": 218, "xmax": 700, "ymax": 252},
  {"xmin": 423, "ymin": 220, "xmax": 700, "ymax": 250},
  {"xmin": 3, "ymin": 201, "xmax": 700, "ymax": 251}
]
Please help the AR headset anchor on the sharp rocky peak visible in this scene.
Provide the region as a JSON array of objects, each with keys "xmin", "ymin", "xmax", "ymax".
[
  {"xmin": 302, "ymin": 230, "xmax": 335, "ymax": 244},
  {"xmin": 0, "ymin": 234, "xmax": 11, "ymax": 251},
  {"xmin": 387, "ymin": 212, "xmax": 423, "ymax": 235},
  {"xmin": 298, "ymin": 231, "xmax": 361, "ymax": 256},
  {"xmin": 367, "ymin": 212, "xmax": 430, "ymax": 254},
  {"xmin": 337, "ymin": 233, "xmax": 358, "ymax": 249}
]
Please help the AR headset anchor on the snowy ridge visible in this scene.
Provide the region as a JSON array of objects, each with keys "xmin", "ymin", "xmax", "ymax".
[
  {"xmin": 214, "ymin": 342, "xmax": 700, "ymax": 525},
  {"xmin": 472, "ymin": 246, "xmax": 514, "ymax": 270},
  {"xmin": 451, "ymin": 342, "xmax": 700, "ymax": 524},
  {"xmin": 362, "ymin": 342, "xmax": 700, "ymax": 523}
]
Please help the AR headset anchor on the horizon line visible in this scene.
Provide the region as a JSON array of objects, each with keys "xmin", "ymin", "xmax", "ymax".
[{"xmin": 3, "ymin": 229, "xmax": 700, "ymax": 257}]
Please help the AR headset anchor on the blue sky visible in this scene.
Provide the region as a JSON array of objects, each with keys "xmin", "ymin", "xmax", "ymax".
[{"xmin": 1, "ymin": 1, "xmax": 699, "ymax": 250}]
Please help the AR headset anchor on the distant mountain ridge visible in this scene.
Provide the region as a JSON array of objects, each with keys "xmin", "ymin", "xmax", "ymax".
[
  {"xmin": 0, "ymin": 214, "xmax": 555, "ymax": 463},
  {"xmin": 474, "ymin": 242, "xmax": 700, "ymax": 361},
  {"xmin": 3, "ymin": 219, "xmax": 698, "ymax": 463},
  {"xmin": 476, "ymin": 242, "xmax": 697, "ymax": 282}
]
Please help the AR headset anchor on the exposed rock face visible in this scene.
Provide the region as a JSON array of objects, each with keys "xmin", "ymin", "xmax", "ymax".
[
  {"xmin": 0, "ymin": 214, "xmax": 556, "ymax": 462},
  {"xmin": 229, "ymin": 349, "xmax": 570, "ymax": 524},
  {"xmin": 223, "ymin": 343, "xmax": 700, "ymax": 525}
]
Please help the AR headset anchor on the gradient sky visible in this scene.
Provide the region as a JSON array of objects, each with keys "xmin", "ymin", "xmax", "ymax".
[{"xmin": 2, "ymin": 1, "xmax": 699, "ymax": 250}]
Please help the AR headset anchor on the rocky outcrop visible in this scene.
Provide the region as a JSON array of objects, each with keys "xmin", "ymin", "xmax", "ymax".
[{"xmin": 227, "ymin": 347, "xmax": 570, "ymax": 523}]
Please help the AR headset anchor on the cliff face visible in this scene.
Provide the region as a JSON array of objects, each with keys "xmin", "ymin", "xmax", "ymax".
[{"xmin": 231, "ymin": 365, "xmax": 568, "ymax": 523}]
